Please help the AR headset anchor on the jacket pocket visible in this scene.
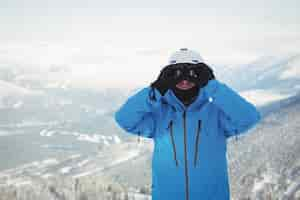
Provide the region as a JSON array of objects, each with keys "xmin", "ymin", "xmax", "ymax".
[
  {"xmin": 194, "ymin": 119, "xmax": 202, "ymax": 167},
  {"xmin": 167, "ymin": 120, "xmax": 179, "ymax": 167}
]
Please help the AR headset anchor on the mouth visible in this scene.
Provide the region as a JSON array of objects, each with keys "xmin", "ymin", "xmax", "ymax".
[{"xmin": 175, "ymin": 80, "xmax": 195, "ymax": 90}]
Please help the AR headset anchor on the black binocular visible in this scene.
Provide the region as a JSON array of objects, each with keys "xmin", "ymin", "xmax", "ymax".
[{"xmin": 160, "ymin": 63, "xmax": 207, "ymax": 82}]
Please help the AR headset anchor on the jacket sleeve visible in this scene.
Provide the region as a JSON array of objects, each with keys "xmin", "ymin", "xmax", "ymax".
[
  {"xmin": 114, "ymin": 86, "xmax": 163, "ymax": 139},
  {"xmin": 203, "ymin": 79, "xmax": 261, "ymax": 138}
]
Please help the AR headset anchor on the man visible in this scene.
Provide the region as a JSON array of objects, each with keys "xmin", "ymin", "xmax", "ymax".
[{"xmin": 114, "ymin": 48, "xmax": 261, "ymax": 200}]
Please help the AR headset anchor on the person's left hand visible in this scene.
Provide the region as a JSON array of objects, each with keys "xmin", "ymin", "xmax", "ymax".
[{"xmin": 191, "ymin": 63, "xmax": 215, "ymax": 88}]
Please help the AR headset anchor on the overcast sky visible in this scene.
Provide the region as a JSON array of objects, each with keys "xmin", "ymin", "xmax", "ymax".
[{"xmin": 0, "ymin": 0, "xmax": 299, "ymax": 89}]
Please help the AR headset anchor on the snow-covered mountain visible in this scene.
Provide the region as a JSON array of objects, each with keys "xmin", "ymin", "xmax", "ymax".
[
  {"xmin": 1, "ymin": 54, "xmax": 300, "ymax": 199},
  {"xmin": 210, "ymin": 54, "xmax": 300, "ymax": 110},
  {"xmin": 0, "ymin": 79, "xmax": 43, "ymax": 108},
  {"xmin": 1, "ymin": 53, "xmax": 299, "ymax": 125},
  {"xmin": 0, "ymin": 140, "xmax": 153, "ymax": 200},
  {"xmin": 0, "ymin": 64, "xmax": 129, "ymax": 130},
  {"xmin": 227, "ymin": 90, "xmax": 300, "ymax": 199},
  {"xmin": 221, "ymin": 54, "xmax": 300, "ymax": 96},
  {"xmin": 1, "ymin": 90, "xmax": 300, "ymax": 199}
]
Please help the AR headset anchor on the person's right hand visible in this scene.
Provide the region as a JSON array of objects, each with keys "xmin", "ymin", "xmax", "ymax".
[{"xmin": 150, "ymin": 66, "xmax": 174, "ymax": 96}]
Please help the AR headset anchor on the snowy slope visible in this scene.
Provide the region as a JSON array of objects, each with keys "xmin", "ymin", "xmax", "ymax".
[
  {"xmin": 0, "ymin": 140, "xmax": 149, "ymax": 184},
  {"xmin": 240, "ymin": 89, "xmax": 292, "ymax": 107},
  {"xmin": 0, "ymin": 80, "xmax": 43, "ymax": 109},
  {"xmin": 226, "ymin": 92, "xmax": 300, "ymax": 199},
  {"xmin": 0, "ymin": 138, "xmax": 153, "ymax": 199},
  {"xmin": 223, "ymin": 54, "xmax": 300, "ymax": 96},
  {"xmin": 2, "ymin": 91, "xmax": 299, "ymax": 199},
  {"xmin": 0, "ymin": 80, "xmax": 42, "ymax": 96},
  {"xmin": 1, "ymin": 54, "xmax": 300, "ymax": 199}
]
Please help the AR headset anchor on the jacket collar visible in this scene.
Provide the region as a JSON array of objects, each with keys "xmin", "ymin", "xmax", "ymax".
[{"xmin": 162, "ymin": 86, "xmax": 209, "ymax": 113}]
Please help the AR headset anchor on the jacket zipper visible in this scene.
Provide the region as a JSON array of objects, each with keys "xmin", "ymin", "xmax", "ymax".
[
  {"xmin": 167, "ymin": 99, "xmax": 209, "ymax": 200},
  {"xmin": 183, "ymin": 110, "xmax": 190, "ymax": 200},
  {"xmin": 168, "ymin": 120, "xmax": 179, "ymax": 167},
  {"xmin": 194, "ymin": 120, "xmax": 202, "ymax": 167}
]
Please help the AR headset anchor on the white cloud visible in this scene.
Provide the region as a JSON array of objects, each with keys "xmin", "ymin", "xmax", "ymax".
[{"xmin": 0, "ymin": 1, "xmax": 299, "ymax": 89}]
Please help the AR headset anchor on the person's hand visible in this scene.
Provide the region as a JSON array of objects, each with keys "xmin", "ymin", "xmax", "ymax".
[
  {"xmin": 191, "ymin": 63, "xmax": 215, "ymax": 88},
  {"xmin": 150, "ymin": 67, "xmax": 174, "ymax": 96}
]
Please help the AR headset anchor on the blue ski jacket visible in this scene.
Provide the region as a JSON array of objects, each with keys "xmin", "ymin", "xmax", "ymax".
[{"xmin": 114, "ymin": 79, "xmax": 261, "ymax": 200}]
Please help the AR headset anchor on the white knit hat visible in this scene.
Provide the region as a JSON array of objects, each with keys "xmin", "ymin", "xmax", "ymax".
[{"xmin": 167, "ymin": 48, "xmax": 205, "ymax": 65}]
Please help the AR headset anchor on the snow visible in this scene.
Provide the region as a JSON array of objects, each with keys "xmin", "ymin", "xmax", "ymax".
[
  {"xmin": 40, "ymin": 129, "xmax": 82, "ymax": 138},
  {"xmin": 100, "ymin": 135, "xmax": 106, "ymax": 139},
  {"xmin": 2, "ymin": 120, "xmax": 59, "ymax": 129},
  {"xmin": 252, "ymin": 173, "xmax": 273, "ymax": 193},
  {"xmin": 75, "ymin": 133, "xmax": 118, "ymax": 145},
  {"xmin": 39, "ymin": 129, "xmax": 55, "ymax": 137},
  {"xmin": 60, "ymin": 166, "xmax": 72, "ymax": 174},
  {"xmin": 42, "ymin": 159, "xmax": 59, "ymax": 166},
  {"xmin": 42, "ymin": 144, "xmax": 75, "ymax": 151},
  {"xmin": 0, "ymin": 100, "xmax": 6, "ymax": 109},
  {"xmin": 60, "ymin": 131, "xmax": 80, "ymax": 136},
  {"xmin": 278, "ymin": 56, "xmax": 300, "ymax": 80},
  {"xmin": 80, "ymin": 105, "xmax": 92, "ymax": 112},
  {"xmin": 70, "ymin": 154, "xmax": 81, "ymax": 159},
  {"xmin": 77, "ymin": 134, "xmax": 101, "ymax": 143},
  {"xmin": 240, "ymin": 89, "xmax": 292, "ymax": 107},
  {"xmin": 60, "ymin": 80, "xmax": 70, "ymax": 90},
  {"xmin": 39, "ymin": 130, "xmax": 119, "ymax": 146},
  {"xmin": 113, "ymin": 135, "xmax": 121, "ymax": 144},
  {"xmin": 72, "ymin": 132, "xmax": 80, "ymax": 136},
  {"xmin": 0, "ymin": 80, "xmax": 43, "ymax": 97},
  {"xmin": 77, "ymin": 159, "xmax": 90, "ymax": 167},
  {"xmin": 0, "ymin": 130, "xmax": 10, "ymax": 136},
  {"xmin": 283, "ymin": 180, "xmax": 300, "ymax": 198},
  {"xmin": 107, "ymin": 136, "xmax": 113, "ymax": 140},
  {"xmin": 129, "ymin": 193, "xmax": 151, "ymax": 200},
  {"xmin": 72, "ymin": 167, "xmax": 104, "ymax": 179},
  {"xmin": 41, "ymin": 173, "xmax": 53, "ymax": 179},
  {"xmin": 72, "ymin": 149, "xmax": 141, "ymax": 179},
  {"xmin": 5, "ymin": 178, "xmax": 32, "ymax": 187},
  {"xmin": 95, "ymin": 108, "xmax": 106, "ymax": 115},
  {"xmin": 85, "ymin": 135, "xmax": 122, "ymax": 145},
  {"xmin": 294, "ymin": 84, "xmax": 300, "ymax": 90},
  {"xmin": 103, "ymin": 139, "xmax": 110, "ymax": 146},
  {"xmin": 13, "ymin": 101, "xmax": 23, "ymax": 109},
  {"xmin": 14, "ymin": 120, "xmax": 57, "ymax": 128},
  {"xmin": 14, "ymin": 181, "xmax": 32, "ymax": 187},
  {"xmin": 31, "ymin": 161, "xmax": 40, "ymax": 166},
  {"xmin": 21, "ymin": 159, "xmax": 59, "ymax": 169},
  {"xmin": 45, "ymin": 80, "xmax": 71, "ymax": 90},
  {"xmin": 279, "ymin": 67, "xmax": 300, "ymax": 80},
  {"xmin": 58, "ymin": 99, "xmax": 73, "ymax": 106},
  {"xmin": 109, "ymin": 149, "xmax": 140, "ymax": 166}
]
